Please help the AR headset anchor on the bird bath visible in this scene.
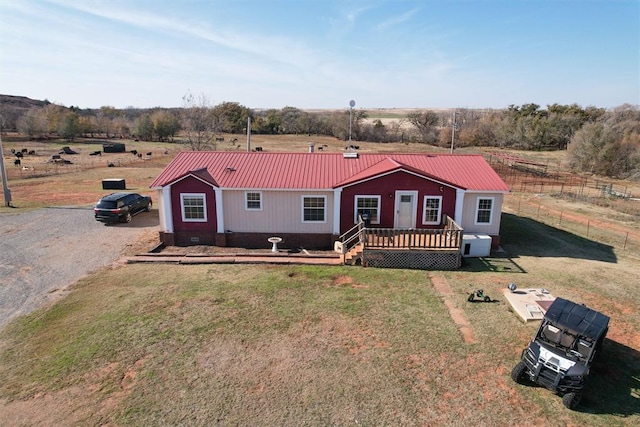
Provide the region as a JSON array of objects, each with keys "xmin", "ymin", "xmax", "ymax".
[{"xmin": 268, "ymin": 236, "xmax": 283, "ymax": 252}]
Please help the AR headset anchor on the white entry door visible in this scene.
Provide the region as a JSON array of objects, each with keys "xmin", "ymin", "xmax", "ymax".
[{"xmin": 395, "ymin": 191, "xmax": 417, "ymax": 228}]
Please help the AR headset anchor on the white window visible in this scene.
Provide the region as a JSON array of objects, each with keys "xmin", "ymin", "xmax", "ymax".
[
  {"xmin": 475, "ymin": 197, "xmax": 494, "ymax": 225},
  {"xmin": 354, "ymin": 195, "xmax": 381, "ymax": 224},
  {"xmin": 302, "ymin": 196, "xmax": 326, "ymax": 223},
  {"xmin": 422, "ymin": 196, "xmax": 442, "ymax": 225},
  {"xmin": 245, "ymin": 191, "xmax": 262, "ymax": 210},
  {"xmin": 181, "ymin": 193, "xmax": 207, "ymax": 222}
]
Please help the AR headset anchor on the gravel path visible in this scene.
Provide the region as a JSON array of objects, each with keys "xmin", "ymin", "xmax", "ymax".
[{"xmin": 0, "ymin": 207, "xmax": 157, "ymax": 329}]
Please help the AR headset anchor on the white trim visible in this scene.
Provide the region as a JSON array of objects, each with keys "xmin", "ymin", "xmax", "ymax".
[
  {"xmin": 301, "ymin": 195, "xmax": 327, "ymax": 223},
  {"xmin": 354, "ymin": 195, "xmax": 381, "ymax": 224},
  {"xmin": 161, "ymin": 186, "xmax": 173, "ymax": 232},
  {"xmin": 422, "ymin": 195, "xmax": 443, "ymax": 225},
  {"xmin": 163, "ymin": 173, "xmax": 217, "ymax": 189},
  {"xmin": 180, "ymin": 193, "xmax": 208, "ymax": 222},
  {"xmin": 214, "ymin": 188, "xmax": 224, "ymax": 232},
  {"xmin": 333, "ymin": 188, "xmax": 342, "ymax": 235},
  {"xmin": 454, "ymin": 189, "xmax": 465, "ymax": 224},
  {"xmin": 338, "ymin": 168, "xmax": 458, "ymax": 190},
  {"xmin": 474, "ymin": 196, "xmax": 494, "ymax": 225},
  {"xmin": 244, "ymin": 190, "xmax": 263, "ymax": 211},
  {"xmin": 394, "ymin": 190, "xmax": 418, "ymax": 229}
]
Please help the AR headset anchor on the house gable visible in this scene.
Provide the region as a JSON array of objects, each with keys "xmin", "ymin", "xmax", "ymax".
[
  {"xmin": 170, "ymin": 174, "xmax": 217, "ymax": 235},
  {"xmin": 339, "ymin": 169, "xmax": 457, "ymax": 233}
]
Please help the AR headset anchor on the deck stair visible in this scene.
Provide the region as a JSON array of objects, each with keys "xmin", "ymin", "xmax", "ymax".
[{"xmin": 343, "ymin": 244, "xmax": 364, "ymax": 265}]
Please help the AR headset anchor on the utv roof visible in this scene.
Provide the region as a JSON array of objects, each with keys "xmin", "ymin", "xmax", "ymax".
[{"xmin": 544, "ymin": 297, "xmax": 609, "ymax": 339}]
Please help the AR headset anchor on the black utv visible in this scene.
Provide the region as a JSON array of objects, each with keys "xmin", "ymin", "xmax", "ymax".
[{"xmin": 511, "ymin": 297, "xmax": 609, "ymax": 409}]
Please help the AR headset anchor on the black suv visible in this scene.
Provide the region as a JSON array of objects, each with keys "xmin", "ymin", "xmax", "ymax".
[
  {"xmin": 511, "ymin": 297, "xmax": 609, "ymax": 409},
  {"xmin": 94, "ymin": 192, "xmax": 152, "ymax": 224}
]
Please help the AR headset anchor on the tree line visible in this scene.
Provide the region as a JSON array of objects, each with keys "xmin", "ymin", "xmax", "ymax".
[{"xmin": 2, "ymin": 94, "xmax": 638, "ymax": 180}]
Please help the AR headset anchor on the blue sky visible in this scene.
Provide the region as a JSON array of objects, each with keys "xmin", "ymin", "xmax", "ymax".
[{"xmin": 1, "ymin": 0, "xmax": 638, "ymax": 110}]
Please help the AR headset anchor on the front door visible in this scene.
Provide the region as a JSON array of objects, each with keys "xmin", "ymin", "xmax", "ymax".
[{"xmin": 395, "ymin": 191, "xmax": 417, "ymax": 228}]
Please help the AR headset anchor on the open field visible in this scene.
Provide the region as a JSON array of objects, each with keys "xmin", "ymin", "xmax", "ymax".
[
  {"xmin": 0, "ymin": 223, "xmax": 638, "ymax": 425},
  {"xmin": 0, "ymin": 135, "xmax": 639, "ymax": 425}
]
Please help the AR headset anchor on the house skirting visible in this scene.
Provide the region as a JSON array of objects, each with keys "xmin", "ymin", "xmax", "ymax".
[
  {"xmin": 160, "ymin": 231, "xmax": 217, "ymax": 246},
  {"xmin": 223, "ymin": 232, "xmax": 334, "ymax": 250},
  {"xmin": 363, "ymin": 249, "xmax": 462, "ymax": 270}
]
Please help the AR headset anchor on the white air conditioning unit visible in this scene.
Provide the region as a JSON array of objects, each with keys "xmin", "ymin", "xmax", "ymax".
[{"xmin": 461, "ymin": 234, "xmax": 492, "ymax": 257}]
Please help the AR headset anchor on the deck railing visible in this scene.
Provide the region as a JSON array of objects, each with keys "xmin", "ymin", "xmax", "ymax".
[{"xmin": 339, "ymin": 215, "xmax": 463, "ymax": 253}]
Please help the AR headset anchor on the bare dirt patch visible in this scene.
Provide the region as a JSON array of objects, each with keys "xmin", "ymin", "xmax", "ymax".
[{"xmin": 428, "ymin": 273, "xmax": 477, "ymax": 344}]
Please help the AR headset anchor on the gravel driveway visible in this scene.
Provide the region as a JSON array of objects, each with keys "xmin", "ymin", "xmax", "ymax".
[{"xmin": 0, "ymin": 207, "xmax": 158, "ymax": 329}]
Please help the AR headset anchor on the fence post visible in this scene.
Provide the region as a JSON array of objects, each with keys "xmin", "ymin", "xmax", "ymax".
[
  {"xmin": 586, "ymin": 220, "xmax": 590, "ymax": 237},
  {"xmin": 623, "ymin": 232, "xmax": 629, "ymax": 251},
  {"xmin": 518, "ymin": 196, "xmax": 522, "ymax": 214},
  {"xmin": 558, "ymin": 211, "xmax": 563, "ymax": 225}
]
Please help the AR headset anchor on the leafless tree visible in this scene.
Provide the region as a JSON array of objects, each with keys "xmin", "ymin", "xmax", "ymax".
[
  {"xmin": 182, "ymin": 91, "xmax": 218, "ymax": 151},
  {"xmin": 407, "ymin": 110, "xmax": 440, "ymax": 143}
]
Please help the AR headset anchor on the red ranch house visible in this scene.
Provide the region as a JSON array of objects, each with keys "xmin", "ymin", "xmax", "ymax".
[{"xmin": 150, "ymin": 151, "xmax": 509, "ymax": 265}]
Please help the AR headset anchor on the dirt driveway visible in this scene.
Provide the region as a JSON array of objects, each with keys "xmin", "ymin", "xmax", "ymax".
[{"xmin": 0, "ymin": 207, "xmax": 158, "ymax": 329}]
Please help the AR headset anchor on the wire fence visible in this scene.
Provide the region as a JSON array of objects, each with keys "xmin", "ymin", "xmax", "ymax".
[
  {"xmin": 9, "ymin": 151, "xmax": 169, "ymax": 180},
  {"xmin": 488, "ymin": 155, "xmax": 640, "ymax": 254},
  {"xmin": 505, "ymin": 196, "xmax": 639, "ymax": 253}
]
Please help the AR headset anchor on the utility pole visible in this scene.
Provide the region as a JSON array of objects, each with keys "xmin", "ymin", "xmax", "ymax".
[
  {"xmin": 0, "ymin": 117, "xmax": 13, "ymax": 207},
  {"xmin": 450, "ymin": 109, "xmax": 458, "ymax": 154},
  {"xmin": 246, "ymin": 116, "xmax": 251, "ymax": 152},
  {"xmin": 348, "ymin": 99, "xmax": 355, "ymax": 142}
]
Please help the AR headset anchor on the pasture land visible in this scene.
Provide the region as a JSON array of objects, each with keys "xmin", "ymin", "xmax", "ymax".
[{"xmin": 0, "ymin": 135, "xmax": 639, "ymax": 425}]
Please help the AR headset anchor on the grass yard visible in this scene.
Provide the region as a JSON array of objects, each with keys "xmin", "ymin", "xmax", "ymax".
[
  {"xmin": 1, "ymin": 136, "xmax": 639, "ymax": 425},
  {"xmin": 1, "ymin": 214, "xmax": 639, "ymax": 425}
]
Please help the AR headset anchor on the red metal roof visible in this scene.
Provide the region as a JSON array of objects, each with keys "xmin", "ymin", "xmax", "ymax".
[{"xmin": 150, "ymin": 152, "xmax": 510, "ymax": 192}]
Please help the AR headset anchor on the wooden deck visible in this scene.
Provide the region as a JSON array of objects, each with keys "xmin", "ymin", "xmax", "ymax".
[
  {"xmin": 364, "ymin": 228, "xmax": 461, "ymax": 251},
  {"xmin": 339, "ymin": 215, "xmax": 463, "ymax": 269}
]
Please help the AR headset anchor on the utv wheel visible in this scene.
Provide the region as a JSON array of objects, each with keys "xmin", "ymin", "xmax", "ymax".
[
  {"xmin": 467, "ymin": 293, "xmax": 475, "ymax": 302},
  {"xmin": 562, "ymin": 392, "xmax": 582, "ymax": 409},
  {"xmin": 145, "ymin": 201, "xmax": 153, "ymax": 212},
  {"xmin": 124, "ymin": 212, "xmax": 132, "ymax": 223},
  {"xmin": 484, "ymin": 296, "xmax": 491, "ymax": 302},
  {"xmin": 511, "ymin": 361, "xmax": 527, "ymax": 384}
]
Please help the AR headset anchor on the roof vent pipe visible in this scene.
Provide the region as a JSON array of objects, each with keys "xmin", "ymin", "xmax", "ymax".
[{"xmin": 308, "ymin": 143, "xmax": 314, "ymax": 153}]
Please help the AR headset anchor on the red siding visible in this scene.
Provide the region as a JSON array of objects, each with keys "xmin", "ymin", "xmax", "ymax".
[
  {"xmin": 171, "ymin": 176, "xmax": 217, "ymax": 234},
  {"xmin": 340, "ymin": 171, "xmax": 456, "ymax": 233}
]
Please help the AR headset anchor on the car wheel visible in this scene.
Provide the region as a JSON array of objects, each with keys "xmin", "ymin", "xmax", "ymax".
[
  {"xmin": 125, "ymin": 212, "xmax": 132, "ymax": 223},
  {"xmin": 511, "ymin": 361, "xmax": 527, "ymax": 384},
  {"xmin": 146, "ymin": 201, "xmax": 153, "ymax": 212},
  {"xmin": 562, "ymin": 392, "xmax": 581, "ymax": 409}
]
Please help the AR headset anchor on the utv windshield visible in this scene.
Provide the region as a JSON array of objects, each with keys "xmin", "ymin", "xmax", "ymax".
[{"xmin": 539, "ymin": 323, "xmax": 592, "ymax": 360}]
